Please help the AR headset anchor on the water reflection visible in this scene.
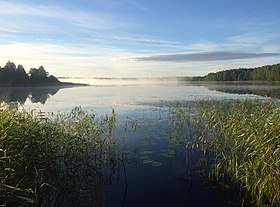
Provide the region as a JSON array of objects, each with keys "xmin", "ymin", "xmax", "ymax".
[
  {"xmin": 0, "ymin": 86, "xmax": 62, "ymax": 104},
  {"xmin": 196, "ymin": 83, "xmax": 280, "ymax": 99},
  {"xmin": 104, "ymin": 108, "xmax": 247, "ymax": 207},
  {"xmin": 1, "ymin": 83, "xmax": 279, "ymax": 111}
]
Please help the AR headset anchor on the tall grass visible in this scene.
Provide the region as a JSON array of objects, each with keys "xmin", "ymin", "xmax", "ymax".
[
  {"xmin": 0, "ymin": 103, "xmax": 119, "ymax": 206},
  {"xmin": 187, "ymin": 100, "xmax": 280, "ymax": 206},
  {"xmin": 2, "ymin": 99, "xmax": 279, "ymax": 206}
]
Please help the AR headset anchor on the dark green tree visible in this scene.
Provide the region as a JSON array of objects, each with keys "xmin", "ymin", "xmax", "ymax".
[
  {"xmin": 194, "ymin": 63, "xmax": 280, "ymax": 82},
  {"xmin": 0, "ymin": 61, "xmax": 61, "ymax": 86},
  {"xmin": 15, "ymin": 64, "xmax": 29, "ymax": 85},
  {"xmin": 2, "ymin": 61, "xmax": 17, "ymax": 83}
]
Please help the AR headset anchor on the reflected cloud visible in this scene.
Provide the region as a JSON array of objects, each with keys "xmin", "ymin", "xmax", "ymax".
[{"xmin": 134, "ymin": 51, "xmax": 280, "ymax": 62}]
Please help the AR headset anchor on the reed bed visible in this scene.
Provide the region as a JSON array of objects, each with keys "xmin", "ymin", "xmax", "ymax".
[
  {"xmin": 0, "ymin": 103, "xmax": 119, "ymax": 206},
  {"xmin": 188, "ymin": 100, "xmax": 280, "ymax": 206},
  {"xmin": 1, "ymin": 99, "xmax": 279, "ymax": 206}
]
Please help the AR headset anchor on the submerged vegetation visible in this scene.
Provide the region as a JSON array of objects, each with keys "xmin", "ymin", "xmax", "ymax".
[
  {"xmin": 175, "ymin": 100, "xmax": 280, "ymax": 206},
  {"xmin": 0, "ymin": 104, "xmax": 120, "ymax": 206}
]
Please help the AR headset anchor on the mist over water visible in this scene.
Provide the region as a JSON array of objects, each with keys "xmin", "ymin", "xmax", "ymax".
[
  {"xmin": 0, "ymin": 78, "xmax": 277, "ymax": 114},
  {"xmin": 15, "ymin": 79, "xmax": 271, "ymax": 114},
  {"xmin": 59, "ymin": 77, "xmax": 184, "ymax": 86}
]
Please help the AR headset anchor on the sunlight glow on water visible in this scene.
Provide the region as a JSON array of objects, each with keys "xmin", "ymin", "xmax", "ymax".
[{"xmin": 18, "ymin": 79, "xmax": 271, "ymax": 114}]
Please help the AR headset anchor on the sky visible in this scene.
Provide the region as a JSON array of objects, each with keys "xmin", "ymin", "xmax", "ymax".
[{"xmin": 0, "ymin": 0, "xmax": 280, "ymax": 77}]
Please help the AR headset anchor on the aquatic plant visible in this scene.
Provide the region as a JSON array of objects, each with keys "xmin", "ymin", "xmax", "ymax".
[
  {"xmin": 151, "ymin": 161, "xmax": 162, "ymax": 167},
  {"xmin": 0, "ymin": 103, "xmax": 119, "ymax": 206},
  {"xmin": 189, "ymin": 100, "xmax": 280, "ymax": 206}
]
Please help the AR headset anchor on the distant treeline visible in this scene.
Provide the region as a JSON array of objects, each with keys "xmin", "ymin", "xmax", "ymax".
[
  {"xmin": 192, "ymin": 63, "xmax": 280, "ymax": 81},
  {"xmin": 0, "ymin": 61, "xmax": 61, "ymax": 86}
]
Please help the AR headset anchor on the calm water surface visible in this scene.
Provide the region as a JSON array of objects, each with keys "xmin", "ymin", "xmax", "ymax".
[
  {"xmin": 13, "ymin": 78, "xmax": 277, "ymax": 113},
  {"xmin": 1, "ymin": 79, "xmax": 279, "ymax": 206}
]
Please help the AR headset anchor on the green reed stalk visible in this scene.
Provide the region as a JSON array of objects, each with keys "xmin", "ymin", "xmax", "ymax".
[
  {"xmin": 0, "ymin": 103, "xmax": 119, "ymax": 206},
  {"xmin": 190, "ymin": 100, "xmax": 280, "ymax": 206}
]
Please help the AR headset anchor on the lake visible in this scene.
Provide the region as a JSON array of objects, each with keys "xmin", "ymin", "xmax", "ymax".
[
  {"xmin": 1, "ymin": 79, "xmax": 279, "ymax": 206},
  {"xmin": 6, "ymin": 78, "xmax": 278, "ymax": 113}
]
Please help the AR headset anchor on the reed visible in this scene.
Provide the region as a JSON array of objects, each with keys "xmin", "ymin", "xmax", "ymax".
[
  {"xmin": 0, "ymin": 103, "xmax": 119, "ymax": 206},
  {"xmin": 188, "ymin": 100, "xmax": 280, "ymax": 206}
]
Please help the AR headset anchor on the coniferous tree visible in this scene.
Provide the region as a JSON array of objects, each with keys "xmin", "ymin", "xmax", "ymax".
[{"xmin": 193, "ymin": 63, "xmax": 280, "ymax": 82}]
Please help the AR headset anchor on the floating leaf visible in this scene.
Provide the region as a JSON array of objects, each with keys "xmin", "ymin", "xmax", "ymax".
[
  {"xmin": 139, "ymin": 155, "xmax": 150, "ymax": 159},
  {"xmin": 143, "ymin": 159, "xmax": 153, "ymax": 164},
  {"xmin": 151, "ymin": 161, "xmax": 162, "ymax": 167},
  {"xmin": 139, "ymin": 151, "xmax": 153, "ymax": 155},
  {"xmin": 158, "ymin": 150, "xmax": 176, "ymax": 158}
]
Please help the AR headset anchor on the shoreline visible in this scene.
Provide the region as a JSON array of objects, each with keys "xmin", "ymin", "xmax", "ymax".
[{"xmin": 0, "ymin": 81, "xmax": 89, "ymax": 88}]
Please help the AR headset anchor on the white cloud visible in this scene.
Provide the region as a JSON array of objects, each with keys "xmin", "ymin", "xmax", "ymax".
[
  {"xmin": 103, "ymin": 35, "xmax": 183, "ymax": 47},
  {"xmin": 0, "ymin": 42, "xmax": 139, "ymax": 77},
  {"xmin": 0, "ymin": 1, "xmax": 279, "ymax": 77},
  {"xmin": 0, "ymin": 1, "xmax": 129, "ymax": 32},
  {"xmin": 1, "ymin": 42, "xmax": 279, "ymax": 78}
]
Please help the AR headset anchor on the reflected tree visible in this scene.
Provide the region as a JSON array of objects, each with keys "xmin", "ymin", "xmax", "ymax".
[
  {"xmin": 0, "ymin": 87, "xmax": 61, "ymax": 104},
  {"xmin": 205, "ymin": 84, "xmax": 280, "ymax": 99}
]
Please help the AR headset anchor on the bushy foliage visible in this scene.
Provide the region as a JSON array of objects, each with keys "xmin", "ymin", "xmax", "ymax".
[{"xmin": 0, "ymin": 61, "xmax": 60, "ymax": 86}]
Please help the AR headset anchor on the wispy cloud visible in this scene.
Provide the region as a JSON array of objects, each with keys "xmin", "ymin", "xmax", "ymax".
[
  {"xmin": 229, "ymin": 34, "xmax": 268, "ymax": 45},
  {"xmin": 1, "ymin": 42, "xmax": 279, "ymax": 77},
  {"xmin": 223, "ymin": 32, "xmax": 280, "ymax": 52},
  {"xmin": 122, "ymin": 0, "xmax": 149, "ymax": 11},
  {"xmin": 0, "ymin": 1, "xmax": 129, "ymax": 33},
  {"xmin": 102, "ymin": 35, "xmax": 183, "ymax": 47},
  {"xmin": 227, "ymin": 33, "xmax": 278, "ymax": 47},
  {"xmin": 91, "ymin": 0, "xmax": 148, "ymax": 11},
  {"xmin": 188, "ymin": 41, "xmax": 217, "ymax": 51},
  {"xmin": 0, "ymin": 42, "xmax": 138, "ymax": 76},
  {"xmin": 134, "ymin": 51, "xmax": 280, "ymax": 62}
]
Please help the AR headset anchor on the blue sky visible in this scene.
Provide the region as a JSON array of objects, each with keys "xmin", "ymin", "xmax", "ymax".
[{"xmin": 0, "ymin": 0, "xmax": 280, "ymax": 77}]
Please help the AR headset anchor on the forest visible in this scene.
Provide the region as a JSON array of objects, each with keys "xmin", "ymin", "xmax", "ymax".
[
  {"xmin": 0, "ymin": 61, "xmax": 61, "ymax": 86},
  {"xmin": 192, "ymin": 63, "xmax": 280, "ymax": 81}
]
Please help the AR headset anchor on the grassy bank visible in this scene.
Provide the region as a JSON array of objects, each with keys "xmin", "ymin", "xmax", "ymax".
[
  {"xmin": 188, "ymin": 100, "xmax": 280, "ymax": 206},
  {"xmin": 0, "ymin": 104, "xmax": 119, "ymax": 206}
]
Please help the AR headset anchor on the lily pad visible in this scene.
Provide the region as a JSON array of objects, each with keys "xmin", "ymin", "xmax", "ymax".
[
  {"xmin": 151, "ymin": 161, "xmax": 162, "ymax": 167},
  {"xmin": 160, "ymin": 153, "xmax": 175, "ymax": 158},
  {"xmin": 139, "ymin": 151, "xmax": 153, "ymax": 155},
  {"xmin": 143, "ymin": 159, "xmax": 153, "ymax": 164},
  {"xmin": 139, "ymin": 155, "xmax": 150, "ymax": 159}
]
